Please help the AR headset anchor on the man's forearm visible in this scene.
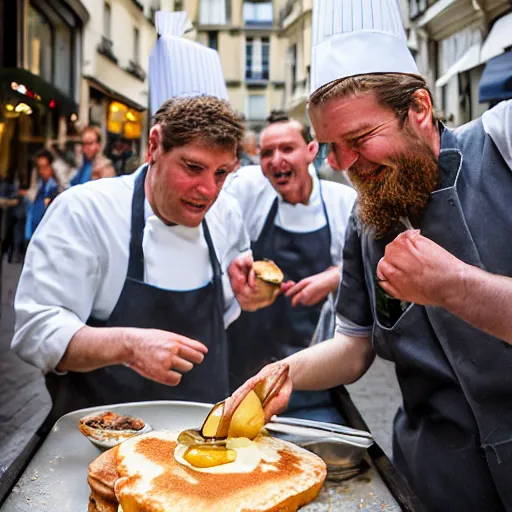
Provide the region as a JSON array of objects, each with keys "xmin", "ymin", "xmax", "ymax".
[
  {"xmin": 57, "ymin": 326, "xmax": 134, "ymax": 372},
  {"xmin": 443, "ymin": 265, "xmax": 512, "ymax": 344},
  {"xmin": 284, "ymin": 333, "xmax": 374, "ymax": 391}
]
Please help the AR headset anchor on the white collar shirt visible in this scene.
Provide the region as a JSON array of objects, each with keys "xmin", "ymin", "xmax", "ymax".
[{"xmin": 224, "ymin": 165, "xmax": 357, "ymax": 267}]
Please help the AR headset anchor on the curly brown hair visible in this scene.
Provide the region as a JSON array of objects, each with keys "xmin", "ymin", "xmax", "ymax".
[
  {"xmin": 309, "ymin": 73, "xmax": 436, "ymax": 127},
  {"xmin": 153, "ymin": 96, "xmax": 244, "ymax": 153}
]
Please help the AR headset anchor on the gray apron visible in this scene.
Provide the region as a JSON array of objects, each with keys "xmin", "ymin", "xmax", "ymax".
[
  {"xmin": 228, "ymin": 182, "xmax": 344, "ymax": 423},
  {"xmin": 45, "ymin": 166, "xmax": 229, "ymax": 426},
  {"xmin": 340, "ymin": 122, "xmax": 512, "ymax": 511}
]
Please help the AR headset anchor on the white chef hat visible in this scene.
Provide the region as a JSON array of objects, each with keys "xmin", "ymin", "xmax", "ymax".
[
  {"xmin": 311, "ymin": 0, "xmax": 419, "ymax": 94},
  {"xmin": 149, "ymin": 11, "xmax": 229, "ymax": 117}
]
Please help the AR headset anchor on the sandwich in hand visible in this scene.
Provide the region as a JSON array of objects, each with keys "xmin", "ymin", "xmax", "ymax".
[{"xmin": 252, "ymin": 260, "xmax": 284, "ymax": 304}]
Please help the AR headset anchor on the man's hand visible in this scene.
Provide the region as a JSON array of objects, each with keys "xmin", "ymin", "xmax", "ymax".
[
  {"xmin": 124, "ymin": 328, "xmax": 208, "ymax": 386},
  {"xmin": 377, "ymin": 230, "xmax": 466, "ymax": 307},
  {"xmin": 228, "ymin": 253, "xmax": 279, "ymax": 311},
  {"xmin": 58, "ymin": 326, "xmax": 208, "ymax": 386},
  {"xmin": 235, "ymin": 362, "xmax": 293, "ymax": 422},
  {"xmin": 283, "ymin": 266, "xmax": 340, "ymax": 307}
]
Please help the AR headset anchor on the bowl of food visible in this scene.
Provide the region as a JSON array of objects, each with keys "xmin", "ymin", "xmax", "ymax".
[
  {"xmin": 253, "ymin": 260, "xmax": 284, "ymax": 303},
  {"xmin": 78, "ymin": 410, "xmax": 152, "ymax": 450}
]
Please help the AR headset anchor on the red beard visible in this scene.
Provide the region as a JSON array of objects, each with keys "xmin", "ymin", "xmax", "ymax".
[{"xmin": 348, "ymin": 131, "xmax": 439, "ymax": 238}]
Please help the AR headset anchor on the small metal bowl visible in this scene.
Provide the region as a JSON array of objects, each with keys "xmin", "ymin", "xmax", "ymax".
[{"xmin": 78, "ymin": 411, "xmax": 152, "ymax": 450}]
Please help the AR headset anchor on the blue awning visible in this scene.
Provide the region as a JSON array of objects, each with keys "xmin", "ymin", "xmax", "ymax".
[{"xmin": 479, "ymin": 51, "xmax": 512, "ymax": 103}]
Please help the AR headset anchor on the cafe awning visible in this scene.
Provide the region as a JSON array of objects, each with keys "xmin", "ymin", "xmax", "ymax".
[
  {"xmin": 480, "ymin": 12, "xmax": 512, "ymax": 64},
  {"xmin": 84, "ymin": 76, "xmax": 147, "ymax": 112},
  {"xmin": 0, "ymin": 68, "xmax": 78, "ymax": 116},
  {"xmin": 436, "ymin": 43, "xmax": 481, "ymax": 88},
  {"xmin": 479, "ymin": 51, "xmax": 512, "ymax": 102}
]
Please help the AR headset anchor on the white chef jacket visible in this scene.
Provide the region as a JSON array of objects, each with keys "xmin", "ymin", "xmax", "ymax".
[
  {"xmin": 224, "ymin": 165, "xmax": 357, "ymax": 267},
  {"xmin": 12, "ymin": 170, "xmax": 250, "ymax": 374}
]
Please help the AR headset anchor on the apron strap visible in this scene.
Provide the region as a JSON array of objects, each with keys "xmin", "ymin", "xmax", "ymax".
[
  {"xmin": 317, "ymin": 180, "xmax": 332, "ymax": 250},
  {"xmin": 127, "ymin": 165, "xmax": 149, "ymax": 281},
  {"xmin": 202, "ymin": 219, "xmax": 225, "ymax": 314},
  {"xmin": 259, "ymin": 197, "xmax": 279, "ymax": 242}
]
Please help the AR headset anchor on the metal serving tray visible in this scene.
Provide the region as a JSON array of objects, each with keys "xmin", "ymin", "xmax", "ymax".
[{"xmin": 0, "ymin": 401, "xmax": 401, "ymax": 511}]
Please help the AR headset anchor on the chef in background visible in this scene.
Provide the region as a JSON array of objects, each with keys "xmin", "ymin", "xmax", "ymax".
[
  {"xmin": 225, "ymin": 110, "xmax": 356, "ymax": 422},
  {"xmin": 12, "ymin": 11, "xmax": 268, "ymax": 427}
]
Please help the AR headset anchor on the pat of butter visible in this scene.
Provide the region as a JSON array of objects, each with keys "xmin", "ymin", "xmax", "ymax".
[{"xmin": 174, "ymin": 436, "xmax": 280, "ymax": 474}]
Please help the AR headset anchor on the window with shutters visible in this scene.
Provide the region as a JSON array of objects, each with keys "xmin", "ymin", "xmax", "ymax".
[
  {"xmin": 243, "ymin": 0, "xmax": 272, "ymax": 27},
  {"xmin": 199, "ymin": 0, "xmax": 229, "ymax": 25},
  {"xmin": 245, "ymin": 36, "xmax": 270, "ymax": 81}
]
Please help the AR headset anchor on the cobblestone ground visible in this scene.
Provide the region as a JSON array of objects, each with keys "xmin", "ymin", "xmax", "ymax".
[
  {"xmin": 0, "ymin": 261, "xmax": 51, "ymax": 476},
  {"xmin": 0, "ymin": 259, "xmax": 401, "ymax": 475}
]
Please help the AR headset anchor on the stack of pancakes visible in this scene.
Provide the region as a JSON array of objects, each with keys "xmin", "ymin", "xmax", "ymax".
[{"xmin": 87, "ymin": 430, "xmax": 326, "ymax": 512}]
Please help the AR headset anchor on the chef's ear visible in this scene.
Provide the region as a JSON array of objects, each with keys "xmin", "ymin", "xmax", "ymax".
[
  {"xmin": 307, "ymin": 140, "xmax": 319, "ymax": 163},
  {"xmin": 408, "ymin": 89, "xmax": 434, "ymax": 132},
  {"xmin": 148, "ymin": 125, "xmax": 164, "ymax": 163}
]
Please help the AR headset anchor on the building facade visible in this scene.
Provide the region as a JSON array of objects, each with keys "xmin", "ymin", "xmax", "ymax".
[
  {"xmin": 80, "ymin": 0, "xmax": 158, "ymax": 162},
  {"xmin": 165, "ymin": 0, "xmax": 286, "ymax": 130},
  {"xmin": 408, "ymin": 0, "xmax": 511, "ymax": 126},
  {"xmin": 276, "ymin": 0, "xmax": 312, "ymax": 123},
  {"xmin": 0, "ymin": 0, "xmax": 87, "ymax": 183}
]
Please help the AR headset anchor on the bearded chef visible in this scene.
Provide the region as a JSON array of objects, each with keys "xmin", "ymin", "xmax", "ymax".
[
  {"xmin": 225, "ymin": 111, "xmax": 356, "ymax": 423},
  {"xmin": 234, "ymin": 1, "xmax": 512, "ymax": 511},
  {"xmin": 12, "ymin": 11, "xmax": 268, "ymax": 427}
]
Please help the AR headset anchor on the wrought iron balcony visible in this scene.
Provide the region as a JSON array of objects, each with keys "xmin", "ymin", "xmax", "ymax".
[
  {"xmin": 97, "ymin": 36, "xmax": 118, "ymax": 64},
  {"xmin": 126, "ymin": 60, "xmax": 147, "ymax": 82}
]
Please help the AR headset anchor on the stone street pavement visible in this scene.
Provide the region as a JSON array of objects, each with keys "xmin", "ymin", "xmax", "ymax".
[
  {"xmin": 0, "ymin": 259, "xmax": 401, "ymax": 475},
  {"xmin": 0, "ymin": 261, "xmax": 51, "ymax": 476}
]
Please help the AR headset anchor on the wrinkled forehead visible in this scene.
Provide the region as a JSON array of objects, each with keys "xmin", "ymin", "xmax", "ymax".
[
  {"xmin": 260, "ymin": 121, "xmax": 305, "ymax": 148},
  {"xmin": 309, "ymin": 93, "xmax": 394, "ymax": 142}
]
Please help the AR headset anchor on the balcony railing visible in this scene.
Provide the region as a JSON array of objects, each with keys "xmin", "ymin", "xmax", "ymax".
[
  {"xmin": 244, "ymin": 19, "xmax": 273, "ymax": 28},
  {"xmin": 245, "ymin": 68, "xmax": 269, "ymax": 82},
  {"xmin": 97, "ymin": 36, "xmax": 118, "ymax": 64},
  {"xmin": 126, "ymin": 60, "xmax": 147, "ymax": 81}
]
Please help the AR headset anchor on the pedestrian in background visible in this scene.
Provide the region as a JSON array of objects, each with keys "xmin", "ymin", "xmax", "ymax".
[
  {"xmin": 70, "ymin": 126, "xmax": 115, "ymax": 186},
  {"xmin": 239, "ymin": 130, "xmax": 260, "ymax": 167},
  {"xmin": 24, "ymin": 149, "xmax": 58, "ymax": 242}
]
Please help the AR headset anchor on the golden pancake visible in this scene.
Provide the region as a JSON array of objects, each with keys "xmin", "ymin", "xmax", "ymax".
[{"xmin": 87, "ymin": 430, "xmax": 326, "ymax": 512}]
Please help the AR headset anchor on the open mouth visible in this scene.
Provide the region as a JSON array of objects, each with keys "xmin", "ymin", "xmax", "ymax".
[
  {"xmin": 274, "ymin": 171, "xmax": 292, "ymax": 185},
  {"xmin": 181, "ymin": 198, "xmax": 208, "ymax": 212}
]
